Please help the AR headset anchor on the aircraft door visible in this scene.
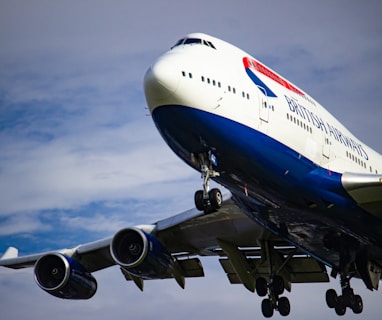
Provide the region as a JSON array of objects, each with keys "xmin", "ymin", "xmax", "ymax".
[
  {"xmin": 258, "ymin": 86, "xmax": 269, "ymax": 123},
  {"xmin": 322, "ymin": 134, "xmax": 330, "ymax": 159}
]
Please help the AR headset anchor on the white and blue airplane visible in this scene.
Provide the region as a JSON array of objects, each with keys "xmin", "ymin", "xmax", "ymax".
[{"xmin": 1, "ymin": 33, "xmax": 382, "ymax": 318}]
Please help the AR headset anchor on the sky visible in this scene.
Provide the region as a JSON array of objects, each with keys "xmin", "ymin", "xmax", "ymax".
[{"xmin": 0, "ymin": 1, "xmax": 381, "ymax": 319}]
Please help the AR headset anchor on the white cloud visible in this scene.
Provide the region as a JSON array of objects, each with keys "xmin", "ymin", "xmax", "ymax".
[{"xmin": 0, "ymin": 212, "xmax": 50, "ymax": 236}]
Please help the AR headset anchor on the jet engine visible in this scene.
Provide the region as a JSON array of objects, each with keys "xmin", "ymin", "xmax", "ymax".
[
  {"xmin": 34, "ymin": 253, "xmax": 97, "ymax": 299},
  {"xmin": 110, "ymin": 227, "xmax": 174, "ymax": 279}
]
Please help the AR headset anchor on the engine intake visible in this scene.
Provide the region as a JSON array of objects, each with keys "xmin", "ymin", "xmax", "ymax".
[
  {"xmin": 34, "ymin": 253, "xmax": 97, "ymax": 299},
  {"xmin": 110, "ymin": 227, "xmax": 174, "ymax": 279}
]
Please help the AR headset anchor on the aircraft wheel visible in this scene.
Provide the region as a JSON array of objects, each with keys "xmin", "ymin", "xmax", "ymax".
[
  {"xmin": 256, "ymin": 277, "xmax": 268, "ymax": 297},
  {"xmin": 278, "ymin": 297, "xmax": 290, "ymax": 316},
  {"xmin": 334, "ymin": 296, "xmax": 346, "ymax": 316},
  {"xmin": 351, "ymin": 295, "xmax": 363, "ymax": 314},
  {"xmin": 326, "ymin": 289, "xmax": 338, "ymax": 308},
  {"xmin": 209, "ymin": 188, "xmax": 222, "ymax": 210},
  {"xmin": 271, "ymin": 275, "xmax": 284, "ymax": 296},
  {"xmin": 194, "ymin": 190, "xmax": 205, "ymax": 211},
  {"xmin": 261, "ymin": 298, "xmax": 274, "ymax": 318}
]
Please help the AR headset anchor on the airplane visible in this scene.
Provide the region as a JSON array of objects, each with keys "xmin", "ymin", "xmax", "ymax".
[{"xmin": 1, "ymin": 33, "xmax": 382, "ymax": 318}]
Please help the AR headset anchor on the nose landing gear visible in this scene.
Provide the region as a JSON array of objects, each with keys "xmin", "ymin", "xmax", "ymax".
[{"xmin": 193, "ymin": 152, "xmax": 222, "ymax": 213}]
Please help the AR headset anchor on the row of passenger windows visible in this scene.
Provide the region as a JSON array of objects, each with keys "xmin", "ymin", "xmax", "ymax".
[
  {"xmin": 201, "ymin": 76, "xmax": 221, "ymax": 88},
  {"xmin": 287, "ymin": 112, "xmax": 377, "ymax": 172},
  {"xmin": 286, "ymin": 113, "xmax": 313, "ymax": 134},
  {"xmin": 346, "ymin": 151, "xmax": 367, "ymax": 169},
  {"xmin": 181, "ymin": 71, "xmax": 251, "ymax": 100},
  {"xmin": 345, "ymin": 151, "xmax": 378, "ymax": 173}
]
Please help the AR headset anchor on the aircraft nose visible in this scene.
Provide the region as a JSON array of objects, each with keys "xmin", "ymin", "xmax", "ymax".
[{"xmin": 144, "ymin": 57, "xmax": 180, "ymax": 111}]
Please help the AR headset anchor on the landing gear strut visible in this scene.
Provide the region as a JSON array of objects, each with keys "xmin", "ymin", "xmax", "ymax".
[
  {"xmin": 193, "ymin": 152, "xmax": 222, "ymax": 213},
  {"xmin": 326, "ymin": 274, "xmax": 363, "ymax": 316}
]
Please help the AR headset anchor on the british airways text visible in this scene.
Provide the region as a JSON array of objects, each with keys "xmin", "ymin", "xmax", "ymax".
[{"xmin": 285, "ymin": 95, "xmax": 368, "ymax": 160}]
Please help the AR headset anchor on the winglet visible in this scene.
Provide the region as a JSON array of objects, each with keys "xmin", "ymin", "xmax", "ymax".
[{"xmin": 1, "ymin": 247, "xmax": 19, "ymax": 260}]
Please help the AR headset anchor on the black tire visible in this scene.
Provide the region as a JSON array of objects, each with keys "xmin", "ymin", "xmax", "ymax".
[
  {"xmin": 343, "ymin": 287, "xmax": 355, "ymax": 307},
  {"xmin": 261, "ymin": 298, "xmax": 274, "ymax": 318},
  {"xmin": 352, "ymin": 295, "xmax": 363, "ymax": 314},
  {"xmin": 334, "ymin": 296, "xmax": 346, "ymax": 316},
  {"xmin": 209, "ymin": 188, "xmax": 222, "ymax": 210},
  {"xmin": 278, "ymin": 296, "xmax": 291, "ymax": 316},
  {"xmin": 256, "ymin": 277, "xmax": 268, "ymax": 297},
  {"xmin": 271, "ymin": 275, "xmax": 284, "ymax": 296},
  {"xmin": 194, "ymin": 190, "xmax": 205, "ymax": 211},
  {"xmin": 326, "ymin": 289, "xmax": 338, "ymax": 308}
]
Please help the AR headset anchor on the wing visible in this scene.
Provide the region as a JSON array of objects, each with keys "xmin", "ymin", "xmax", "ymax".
[
  {"xmin": 1, "ymin": 192, "xmax": 328, "ymax": 299},
  {"xmin": 342, "ymin": 172, "xmax": 382, "ymax": 217}
]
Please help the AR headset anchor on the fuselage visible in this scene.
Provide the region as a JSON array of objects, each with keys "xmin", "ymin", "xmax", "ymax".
[{"xmin": 144, "ymin": 33, "xmax": 382, "ymax": 272}]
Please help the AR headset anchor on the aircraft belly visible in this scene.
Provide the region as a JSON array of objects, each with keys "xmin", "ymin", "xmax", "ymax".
[{"xmin": 151, "ymin": 105, "xmax": 382, "ymax": 269}]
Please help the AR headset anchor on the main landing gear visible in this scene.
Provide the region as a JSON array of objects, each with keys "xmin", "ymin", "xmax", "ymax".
[
  {"xmin": 326, "ymin": 274, "xmax": 363, "ymax": 316},
  {"xmin": 257, "ymin": 276, "xmax": 290, "ymax": 318},
  {"xmin": 255, "ymin": 241, "xmax": 292, "ymax": 318},
  {"xmin": 322, "ymin": 232, "xmax": 379, "ymax": 316},
  {"xmin": 193, "ymin": 152, "xmax": 222, "ymax": 213}
]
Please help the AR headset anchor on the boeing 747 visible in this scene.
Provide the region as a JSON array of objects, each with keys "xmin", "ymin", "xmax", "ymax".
[{"xmin": 2, "ymin": 33, "xmax": 381, "ymax": 317}]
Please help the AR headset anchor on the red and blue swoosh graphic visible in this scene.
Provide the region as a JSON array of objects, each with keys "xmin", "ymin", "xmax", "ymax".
[{"xmin": 243, "ymin": 57, "xmax": 304, "ymax": 98}]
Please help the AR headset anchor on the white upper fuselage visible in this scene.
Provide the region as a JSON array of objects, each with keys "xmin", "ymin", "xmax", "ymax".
[{"xmin": 145, "ymin": 33, "xmax": 382, "ymax": 175}]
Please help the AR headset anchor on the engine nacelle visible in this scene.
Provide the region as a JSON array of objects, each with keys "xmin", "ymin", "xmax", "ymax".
[
  {"xmin": 34, "ymin": 253, "xmax": 97, "ymax": 299},
  {"xmin": 110, "ymin": 227, "xmax": 174, "ymax": 279}
]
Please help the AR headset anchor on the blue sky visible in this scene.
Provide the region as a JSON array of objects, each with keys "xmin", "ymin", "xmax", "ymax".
[{"xmin": 0, "ymin": 1, "xmax": 381, "ymax": 319}]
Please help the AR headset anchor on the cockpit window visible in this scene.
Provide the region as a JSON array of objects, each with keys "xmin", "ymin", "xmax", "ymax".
[
  {"xmin": 206, "ymin": 40, "xmax": 216, "ymax": 49},
  {"xmin": 171, "ymin": 37, "xmax": 216, "ymax": 49},
  {"xmin": 172, "ymin": 38, "xmax": 185, "ymax": 47},
  {"xmin": 184, "ymin": 38, "xmax": 202, "ymax": 45}
]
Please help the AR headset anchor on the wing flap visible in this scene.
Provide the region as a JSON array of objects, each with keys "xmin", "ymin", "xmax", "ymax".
[
  {"xmin": 219, "ymin": 255, "xmax": 328, "ymax": 285},
  {"xmin": 288, "ymin": 257, "xmax": 329, "ymax": 283},
  {"xmin": 177, "ymin": 258, "xmax": 204, "ymax": 277}
]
